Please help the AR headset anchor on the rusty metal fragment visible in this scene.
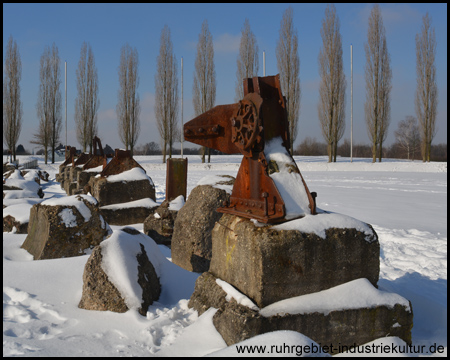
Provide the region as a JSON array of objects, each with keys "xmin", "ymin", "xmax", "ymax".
[
  {"xmin": 83, "ymin": 136, "xmax": 107, "ymax": 171},
  {"xmin": 61, "ymin": 146, "xmax": 77, "ymax": 167},
  {"xmin": 100, "ymin": 149, "xmax": 144, "ymax": 177},
  {"xmin": 72, "ymin": 152, "xmax": 91, "ymax": 168},
  {"xmin": 183, "ymin": 74, "xmax": 317, "ymax": 223},
  {"xmin": 165, "ymin": 158, "xmax": 188, "ymax": 202}
]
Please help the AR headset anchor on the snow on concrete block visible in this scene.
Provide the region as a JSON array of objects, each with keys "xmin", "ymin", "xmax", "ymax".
[
  {"xmin": 78, "ymin": 228, "xmax": 161, "ymax": 316},
  {"xmin": 100, "ymin": 197, "xmax": 159, "ymax": 226},
  {"xmin": 21, "ymin": 194, "xmax": 112, "ymax": 260},
  {"xmin": 3, "ymin": 169, "xmax": 44, "ymax": 199},
  {"xmin": 90, "ymin": 167, "xmax": 156, "ymax": 207},
  {"xmin": 143, "ymin": 196, "xmax": 184, "ymax": 246},
  {"xmin": 190, "ymin": 273, "xmax": 412, "ymax": 352},
  {"xmin": 3, "ymin": 198, "xmax": 41, "ymax": 233}
]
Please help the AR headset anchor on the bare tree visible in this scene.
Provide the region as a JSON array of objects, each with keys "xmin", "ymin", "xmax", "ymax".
[
  {"xmin": 364, "ymin": 4, "xmax": 392, "ymax": 163},
  {"xmin": 395, "ymin": 115, "xmax": 420, "ymax": 160},
  {"xmin": 33, "ymin": 43, "xmax": 62, "ymax": 164},
  {"xmin": 318, "ymin": 4, "xmax": 346, "ymax": 163},
  {"xmin": 3, "ymin": 35, "xmax": 23, "ymax": 162},
  {"xmin": 193, "ymin": 20, "xmax": 216, "ymax": 163},
  {"xmin": 75, "ymin": 42, "xmax": 99, "ymax": 153},
  {"xmin": 155, "ymin": 25, "xmax": 179, "ymax": 164},
  {"xmin": 415, "ymin": 13, "xmax": 438, "ymax": 162},
  {"xmin": 276, "ymin": 6, "xmax": 301, "ymax": 155},
  {"xmin": 235, "ymin": 18, "xmax": 259, "ymax": 102},
  {"xmin": 117, "ymin": 43, "xmax": 140, "ymax": 156}
]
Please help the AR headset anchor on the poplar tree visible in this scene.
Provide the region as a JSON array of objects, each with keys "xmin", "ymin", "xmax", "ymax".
[
  {"xmin": 193, "ymin": 20, "xmax": 216, "ymax": 163},
  {"xmin": 34, "ymin": 43, "xmax": 62, "ymax": 164},
  {"xmin": 235, "ymin": 18, "xmax": 259, "ymax": 101},
  {"xmin": 415, "ymin": 13, "xmax": 438, "ymax": 162},
  {"xmin": 117, "ymin": 43, "xmax": 140, "ymax": 156},
  {"xmin": 3, "ymin": 35, "xmax": 23, "ymax": 162},
  {"xmin": 364, "ymin": 4, "xmax": 392, "ymax": 162},
  {"xmin": 75, "ymin": 42, "xmax": 99, "ymax": 153},
  {"xmin": 276, "ymin": 7, "xmax": 301, "ymax": 155},
  {"xmin": 318, "ymin": 4, "xmax": 346, "ymax": 162},
  {"xmin": 155, "ymin": 25, "xmax": 179, "ymax": 163}
]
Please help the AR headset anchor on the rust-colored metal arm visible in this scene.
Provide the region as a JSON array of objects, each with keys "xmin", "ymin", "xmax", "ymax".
[
  {"xmin": 184, "ymin": 104, "xmax": 241, "ymax": 154},
  {"xmin": 183, "ymin": 75, "xmax": 316, "ymax": 223}
]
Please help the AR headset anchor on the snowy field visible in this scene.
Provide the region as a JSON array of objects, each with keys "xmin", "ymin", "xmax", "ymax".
[{"xmin": 3, "ymin": 154, "xmax": 447, "ymax": 357}]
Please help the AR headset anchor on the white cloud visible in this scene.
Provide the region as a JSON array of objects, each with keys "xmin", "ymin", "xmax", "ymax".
[
  {"xmin": 185, "ymin": 32, "xmax": 241, "ymax": 54},
  {"xmin": 356, "ymin": 4, "xmax": 422, "ymax": 34},
  {"xmin": 214, "ymin": 33, "xmax": 241, "ymax": 53}
]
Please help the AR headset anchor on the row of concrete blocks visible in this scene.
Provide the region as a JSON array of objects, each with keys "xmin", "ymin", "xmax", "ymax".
[
  {"xmin": 56, "ymin": 164, "xmax": 156, "ymax": 225},
  {"xmin": 56, "ymin": 165, "xmax": 96, "ymax": 196}
]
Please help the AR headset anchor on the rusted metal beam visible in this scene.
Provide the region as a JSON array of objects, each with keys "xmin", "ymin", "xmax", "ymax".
[
  {"xmin": 184, "ymin": 104, "xmax": 241, "ymax": 154},
  {"xmin": 83, "ymin": 136, "xmax": 106, "ymax": 170},
  {"xmin": 72, "ymin": 152, "xmax": 91, "ymax": 167},
  {"xmin": 165, "ymin": 158, "xmax": 188, "ymax": 202},
  {"xmin": 61, "ymin": 146, "xmax": 77, "ymax": 167}
]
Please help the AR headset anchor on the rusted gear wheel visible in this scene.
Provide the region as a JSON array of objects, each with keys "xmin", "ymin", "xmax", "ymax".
[{"xmin": 231, "ymin": 97, "xmax": 261, "ymax": 154}]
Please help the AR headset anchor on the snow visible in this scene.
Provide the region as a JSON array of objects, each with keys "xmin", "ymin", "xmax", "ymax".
[
  {"xmin": 3, "ymin": 169, "xmax": 41, "ymax": 198},
  {"xmin": 206, "ymin": 330, "xmax": 330, "ymax": 357},
  {"xmin": 83, "ymin": 164, "xmax": 103, "ymax": 173},
  {"xmin": 99, "ymin": 197, "xmax": 158, "ymax": 210},
  {"xmin": 58, "ymin": 208, "xmax": 78, "ymax": 227},
  {"xmin": 215, "ymin": 278, "xmax": 259, "ymax": 310},
  {"xmin": 272, "ymin": 210, "xmax": 376, "ymax": 241},
  {"xmin": 196, "ymin": 174, "xmax": 235, "ymax": 194},
  {"xmin": 168, "ymin": 195, "xmax": 185, "ymax": 211},
  {"xmin": 22, "ymin": 170, "xmax": 40, "ymax": 181},
  {"xmin": 100, "ymin": 227, "xmax": 200, "ymax": 310},
  {"xmin": 215, "ymin": 276, "xmax": 410, "ymax": 317},
  {"xmin": 264, "ymin": 137, "xmax": 312, "ymax": 219},
  {"xmin": 100, "ymin": 230, "xmax": 164, "ymax": 310},
  {"xmin": 2, "ymin": 154, "xmax": 447, "ymax": 357},
  {"xmin": 3, "ymin": 189, "xmax": 41, "ymax": 200},
  {"xmin": 2, "ymin": 199, "xmax": 41, "ymax": 223},
  {"xmin": 41, "ymin": 194, "xmax": 98, "ymax": 223},
  {"xmin": 6, "ymin": 169, "xmax": 24, "ymax": 180},
  {"xmin": 260, "ymin": 278, "xmax": 411, "ymax": 317},
  {"xmin": 105, "ymin": 166, "xmax": 154, "ymax": 186}
]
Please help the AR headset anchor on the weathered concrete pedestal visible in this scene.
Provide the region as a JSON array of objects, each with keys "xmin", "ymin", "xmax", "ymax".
[
  {"xmin": 143, "ymin": 199, "xmax": 181, "ymax": 247},
  {"xmin": 188, "ymin": 213, "xmax": 413, "ymax": 353},
  {"xmin": 171, "ymin": 175, "xmax": 234, "ymax": 272},
  {"xmin": 21, "ymin": 195, "xmax": 111, "ymax": 260},
  {"xmin": 100, "ymin": 199, "xmax": 158, "ymax": 226},
  {"xmin": 91, "ymin": 167, "xmax": 157, "ymax": 225}
]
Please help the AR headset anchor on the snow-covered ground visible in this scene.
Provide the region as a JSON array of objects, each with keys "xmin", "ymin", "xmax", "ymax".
[{"xmin": 3, "ymin": 154, "xmax": 447, "ymax": 357}]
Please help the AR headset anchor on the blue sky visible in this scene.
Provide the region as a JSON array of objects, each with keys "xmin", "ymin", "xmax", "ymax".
[{"xmin": 3, "ymin": 3, "xmax": 447, "ymax": 153}]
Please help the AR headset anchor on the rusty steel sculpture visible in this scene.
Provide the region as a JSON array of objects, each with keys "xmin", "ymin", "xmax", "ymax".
[{"xmin": 184, "ymin": 75, "xmax": 316, "ymax": 224}]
